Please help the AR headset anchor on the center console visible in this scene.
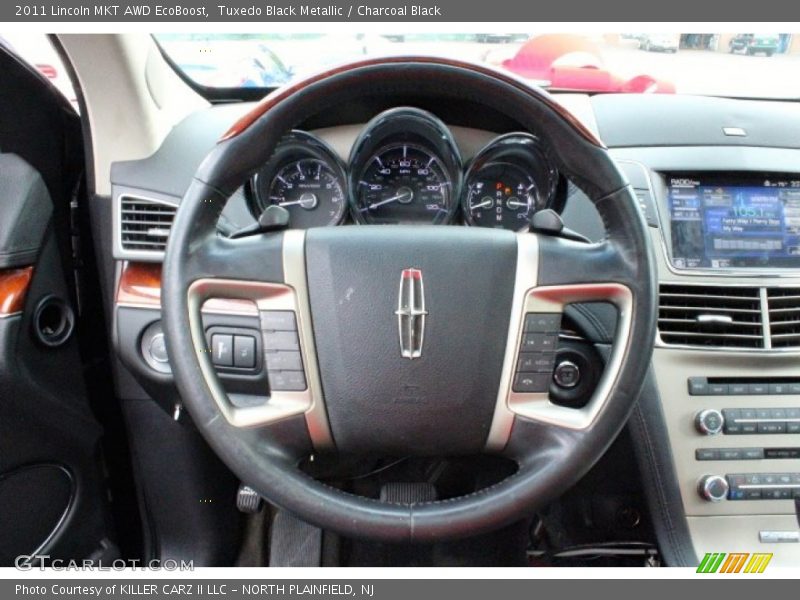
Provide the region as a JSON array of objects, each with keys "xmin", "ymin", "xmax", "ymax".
[{"xmin": 610, "ymin": 150, "xmax": 800, "ymax": 566}]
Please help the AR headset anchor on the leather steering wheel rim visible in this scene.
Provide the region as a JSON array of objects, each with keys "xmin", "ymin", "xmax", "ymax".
[{"xmin": 162, "ymin": 57, "xmax": 657, "ymax": 543}]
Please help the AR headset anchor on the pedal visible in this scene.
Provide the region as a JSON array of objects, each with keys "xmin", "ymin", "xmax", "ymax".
[
  {"xmin": 380, "ymin": 482, "xmax": 437, "ymax": 504},
  {"xmin": 236, "ymin": 484, "xmax": 263, "ymax": 514}
]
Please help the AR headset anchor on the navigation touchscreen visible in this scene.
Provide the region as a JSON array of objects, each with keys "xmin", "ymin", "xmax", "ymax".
[{"xmin": 667, "ymin": 173, "xmax": 800, "ymax": 269}]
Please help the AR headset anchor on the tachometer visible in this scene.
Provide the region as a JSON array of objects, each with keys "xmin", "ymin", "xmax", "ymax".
[
  {"xmin": 252, "ymin": 131, "xmax": 347, "ymax": 228},
  {"xmin": 349, "ymin": 107, "xmax": 462, "ymax": 225},
  {"xmin": 355, "ymin": 144, "xmax": 452, "ymax": 224}
]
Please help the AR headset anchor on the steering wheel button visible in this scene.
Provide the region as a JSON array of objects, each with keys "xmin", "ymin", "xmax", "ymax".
[
  {"xmin": 523, "ymin": 313, "xmax": 561, "ymax": 333},
  {"xmin": 264, "ymin": 331, "xmax": 300, "ymax": 351},
  {"xmin": 260, "ymin": 310, "xmax": 297, "ymax": 332},
  {"xmin": 211, "ymin": 334, "xmax": 234, "ymax": 367},
  {"xmin": 513, "ymin": 372, "xmax": 550, "ymax": 393},
  {"xmin": 269, "ymin": 370, "xmax": 307, "ymax": 392},
  {"xmin": 233, "ymin": 336, "xmax": 257, "ymax": 369},
  {"xmin": 520, "ymin": 333, "xmax": 557, "ymax": 352},
  {"xmin": 517, "ymin": 352, "xmax": 555, "ymax": 373},
  {"xmin": 265, "ymin": 351, "xmax": 303, "ymax": 371}
]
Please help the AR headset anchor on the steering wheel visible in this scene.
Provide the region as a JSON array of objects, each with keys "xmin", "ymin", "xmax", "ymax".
[{"xmin": 162, "ymin": 57, "xmax": 656, "ymax": 543}]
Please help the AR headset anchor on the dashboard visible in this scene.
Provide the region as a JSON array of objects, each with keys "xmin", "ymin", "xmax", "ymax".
[
  {"xmin": 247, "ymin": 107, "xmax": 563, "ymax": 231},
  {"xmin": 108, "ymin": 91, "xmax": 800, "ymax": 567}
]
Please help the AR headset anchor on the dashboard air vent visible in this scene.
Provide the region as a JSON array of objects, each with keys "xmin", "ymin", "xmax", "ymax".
[
  {"xmin": 119, "ymin": 197, "xmax": 177, "ymax": 253},
  {"xmin": 658, "ymin": 284, "xmax": 764, "ymax": 349},
  {"xmin": 766, "ymin": 288, "xmax": 800, "ymax": 349}
]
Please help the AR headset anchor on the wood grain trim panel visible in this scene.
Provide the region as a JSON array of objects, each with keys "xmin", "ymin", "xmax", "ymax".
[
  {"xmin": 219, "ymin": 56, "xmax": 603, "ymax": 147},
  {"xmin": 117, "ymin": 261, "xmax": 162, "ymax": 307},
  {"xmin": 116, "ymin": 261, "xmax": 258, "ymax": 315},
  {"xmin": 0, "ymin": 266, "xmax": 34, "ymax": 317}
]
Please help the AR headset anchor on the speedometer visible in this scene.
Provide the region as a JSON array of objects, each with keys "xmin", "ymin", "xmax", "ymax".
[
  {"xmin": 355, "ymin": 144, "xmax": 452, "ymax": 224},
  {"xmin": 348, "ymin": 107, "xmax": 462, "ymax": 225}
]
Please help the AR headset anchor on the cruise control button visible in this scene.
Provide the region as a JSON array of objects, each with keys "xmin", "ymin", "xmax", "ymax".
[
  {"xmin": 520, "ymin": 333, "xmax": 558, "ymax": 352},
  {"xmin": 513, "ymin": 372, "xmax": 550, "ymax": 393},
  {"xmin": 233, "ymin": 336, "xmax": 256, "ymax": 369},
  {"xmin": 260, "ymin": 311, "xmax": 297, "ymax": 331},
  {"xmin": 523, "ymin": 313, "xmax": 561, "ymax": 333},
  {"xmin": 211, "ymin": 334, "xmax": 234, "ymax": 367},
  {"xmin": 265, "ymin": 351, "xmax": 303, "ymax": 371},
  {"xmin": 264, "ymin": 331, "xmax": 300, "ymax": 351},
  {"xmin": 268, "ymin": 370, "xmax": 307, "ymax": 392}
]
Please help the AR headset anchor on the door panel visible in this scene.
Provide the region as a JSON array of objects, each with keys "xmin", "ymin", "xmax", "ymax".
[{"xmin": 0, "ymin": 44, "xmax": 116, "ymax": 566}]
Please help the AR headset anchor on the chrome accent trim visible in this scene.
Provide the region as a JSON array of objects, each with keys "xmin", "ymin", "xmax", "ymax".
[
  {"xmin": 395, "ymin": 268, "xmax": 427, "ymax": 359},
  {"xmin": 188, "ymin": 278, "xmax": 312, "ymax": 429},
  {"xmin": 760, "ymin": 287, "xmax": 773, "ymax": 350},
  {"xmin": 186, "ymin": 234, "xmax": 334, "ymax": 450},
  {"xmin": 282, "ymin": 230, "xmax": 335, "ymax": 450},
  {"xmin": 486, "ymin": 234, "xmax": 634, "ymax": 448},
  {"xmin": 113, "ymin": 193, "xmax": 179, "ymax": 262},
  {"xmin": 506, "ymin": 282, "xmax": 633, "ymax": 431},
  {"xmin": 485, "ymin": 234, "xmax": 539, "ymax": 451}
]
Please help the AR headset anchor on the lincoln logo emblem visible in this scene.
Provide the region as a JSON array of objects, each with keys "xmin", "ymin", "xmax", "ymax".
[{"xmin": 395, "ymin": 268, "xmax": 427, "ymax": 359}]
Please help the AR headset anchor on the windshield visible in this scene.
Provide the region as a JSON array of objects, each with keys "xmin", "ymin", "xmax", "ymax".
[{"xmin": 155, "ymin": 33, "xmax": 800, "ymax": 98}]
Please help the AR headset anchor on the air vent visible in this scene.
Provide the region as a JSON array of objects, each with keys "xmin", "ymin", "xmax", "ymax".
[
  {"xmin": 658, "ymin": 284, "xmax": 764, "ymax": 349},
  {"xmin": 119, "ymin": 196, "xmax": 177, "ymax": 253},
  {"xmin": 766, "ymin": 288, "xmax": 800, "ymax": 348}
]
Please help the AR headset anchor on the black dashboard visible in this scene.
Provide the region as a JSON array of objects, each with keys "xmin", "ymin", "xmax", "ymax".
[{"xmin": 106, "ymin": 90, "xmax": 800, "ymax": 567}]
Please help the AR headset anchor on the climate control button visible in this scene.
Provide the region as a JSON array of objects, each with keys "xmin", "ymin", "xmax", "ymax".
[{"xmin": 698, "ymin": 475, "xmax": 729, "ymax": 502}]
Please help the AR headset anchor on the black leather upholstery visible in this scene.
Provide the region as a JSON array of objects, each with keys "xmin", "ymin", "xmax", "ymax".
[{"xmin": 0, "ymin": 154, "xmax": 52, "ymax": 268}]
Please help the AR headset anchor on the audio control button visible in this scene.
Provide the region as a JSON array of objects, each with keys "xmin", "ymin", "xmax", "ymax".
[{"xmin": 696, "ymin": 409, "xmax": 725, "ymax": 436}]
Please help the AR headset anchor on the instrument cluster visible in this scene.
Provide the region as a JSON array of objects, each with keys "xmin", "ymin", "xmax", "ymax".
[{"xmin": 248, "ymin": 107, "xmax": 564, "ymax": 231}]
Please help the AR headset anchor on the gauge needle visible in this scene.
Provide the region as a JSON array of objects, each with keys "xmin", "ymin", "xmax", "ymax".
[
  {"xmin": 470, "ymin": 199, "xmax": 493, "ymax": 211},
  {"xmin": 506, "ymin": 199, "xmax": 530, "ymax": 209},
  {"xmin": 366, "ymin": 189, "xmax": 414, "ymax": 210}
]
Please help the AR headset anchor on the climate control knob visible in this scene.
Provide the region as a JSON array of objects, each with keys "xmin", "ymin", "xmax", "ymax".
[
  {"xmin": 698, "ymin": 475, "xmax": 729, "ymax": 502},
  {"xmin": 695, "ymin": 409, "xmax": 724, "ymax": 436}
]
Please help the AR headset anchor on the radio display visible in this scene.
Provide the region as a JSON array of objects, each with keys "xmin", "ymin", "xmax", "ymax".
[{"xmin": 667, "ymin": 173, "xmax": 800, "ymax": 269}]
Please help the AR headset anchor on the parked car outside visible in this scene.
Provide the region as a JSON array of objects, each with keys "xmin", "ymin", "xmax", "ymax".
[
  {"xmin": 729, "ymin": 33, "xmax": 780, "ymax": 56},
  {"xmin": 639, "ymin": 33, "xmax": 680, "ymax": 52}
]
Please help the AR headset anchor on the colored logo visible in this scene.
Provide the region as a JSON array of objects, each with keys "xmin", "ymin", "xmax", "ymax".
[{"xmin": 696, "ymin": 552, "xmax": 772, "ymax": 573}]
